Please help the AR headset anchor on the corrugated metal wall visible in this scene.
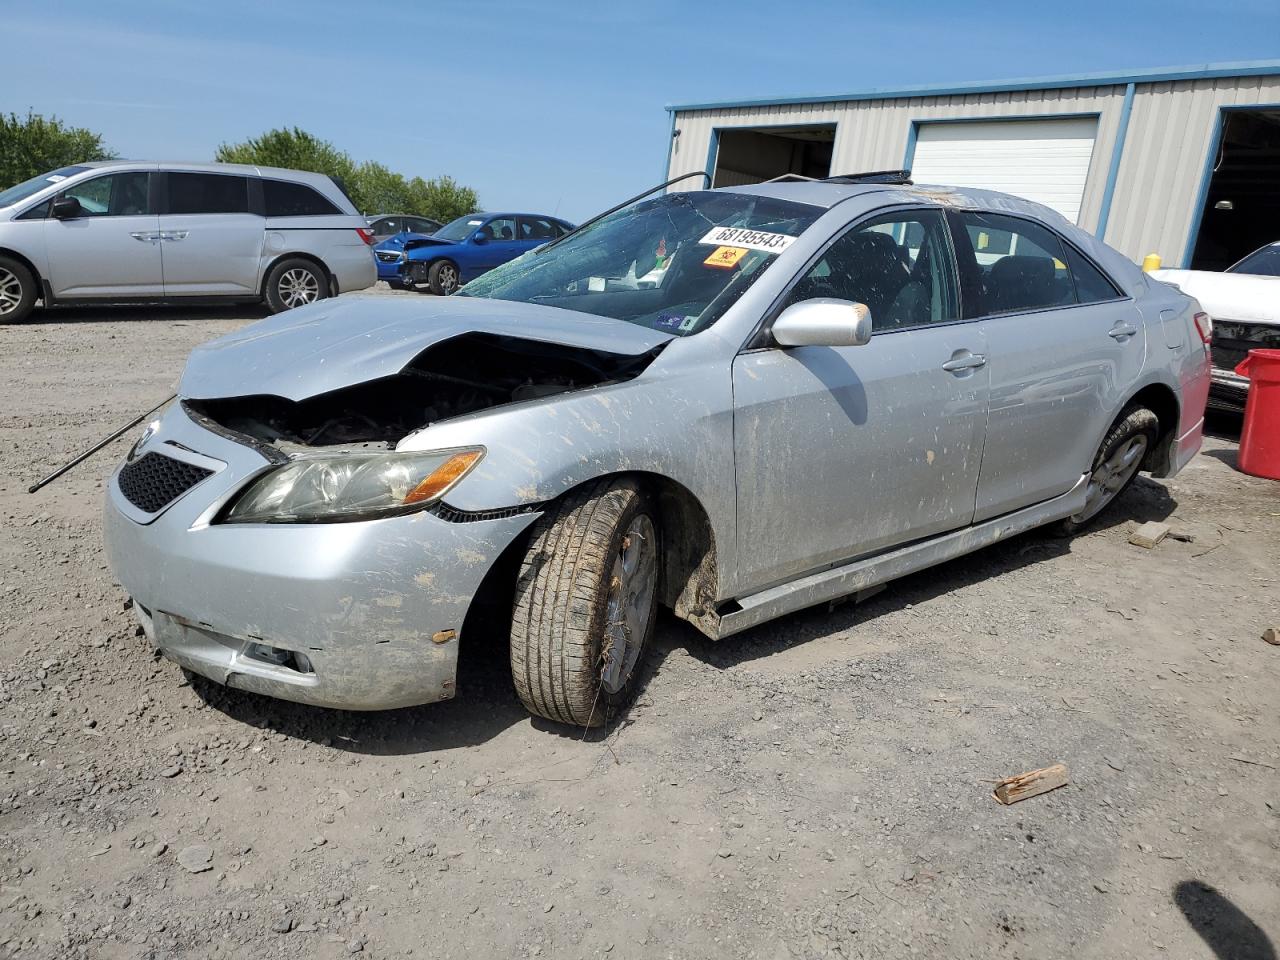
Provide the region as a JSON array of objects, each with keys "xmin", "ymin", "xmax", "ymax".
[
  {"xmin": 1105, "ymin": 74, "xmax": 1280, "ymax": 264},
  {"xmin": 668, "ymin": 74, "xmax": 1280, "ymax": 265}
]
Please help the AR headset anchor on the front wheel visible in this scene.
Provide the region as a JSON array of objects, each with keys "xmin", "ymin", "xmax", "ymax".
[
  {"xmin": 510, "ymin": 480, "xmax": 659, "ymax": 728},
  {"xmin": 0, "ymin": 256, "xmax": 38, "ymax": 325},
  {"xmin": 1056, "ymin": 405, "xmax": 1160, "ymax": 535},
  {"xmin": 427, "ymin": 260, "xmax": 460, "ymax": 296},
  {"xmin": 264, "ymin": 258, "xmax": 328, "ymax": 313}
]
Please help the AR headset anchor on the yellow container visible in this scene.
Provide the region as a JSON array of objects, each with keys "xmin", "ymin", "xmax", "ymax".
[{"xmin": 1141, "ymin": 253, "xmax": 1162, "ymax": 272}]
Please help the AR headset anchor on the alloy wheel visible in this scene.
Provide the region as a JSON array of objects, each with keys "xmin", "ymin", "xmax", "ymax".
[
  {"xmin": 1074, "ymin": 434, "xmax": 1148, "ymax": 524},
  {"xmin": 600, "ymin": 514, "xmax": 657, "ymax": 695},
  {"xmin": 0, "ymin": 268, "xmax": 23, "ymax": 318},
  {"xmin": 438, "ymin": 263, "xmax": 458, "ymax": 294},
  {"xmin": 278, "ymin": 268, "xmax": 320, "ymax": 308}
]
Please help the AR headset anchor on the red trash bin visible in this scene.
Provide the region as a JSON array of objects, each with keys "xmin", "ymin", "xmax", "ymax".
[{"xmin": 1234, "ymin": 348, "xmax": 1280, "ymax": 481}]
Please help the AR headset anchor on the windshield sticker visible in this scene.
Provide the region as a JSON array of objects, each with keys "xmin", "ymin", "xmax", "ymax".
[
  {"xmin": 678, "ymin": 315, "xmax": 698, "ymax": 333},
  {"xmin": 699, "ymin": 226, "xmax": 796, "ymax": 254},
  {"xmin": 703, "ymin": 245, "xmax": 748, "ymax": 269},
  {"xmin": 46, "ymin": 175, "xmax": 67, "ymax": 183},
  {"xmin": 467, "ymin": 219, "xmax": 483, "ymax": 225},
  {"xmin": 654, "ymin": 313, "xmax": 684, "ymax": 330}
]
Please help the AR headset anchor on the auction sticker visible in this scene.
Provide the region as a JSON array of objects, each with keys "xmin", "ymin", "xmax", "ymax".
[
  {"xmin": 699, "ymin": 226, "xmax": 796, "ymax": 254},
  {"xmin": 703, "ymin": 245, "xmax": 747, "ymax": 269}
]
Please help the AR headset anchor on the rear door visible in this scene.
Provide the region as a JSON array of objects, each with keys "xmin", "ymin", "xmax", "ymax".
[
  {"xmin": 517, "ymin": 216, "xmax": 560, "ymax": 252},
  {"xmin": 732, "ymin": 208, "xmax": 991, "ymax": 593},
  {"xmin": 950, "ymin": 210, "xmax": 1146, "ymax": 520},
  {"xmin": 158, "ymin": 171, "xmax": 264, "ymax": 296},
  {"xmin": 43, "ymin": 169, "xmax": 163, "ymax": 298}
]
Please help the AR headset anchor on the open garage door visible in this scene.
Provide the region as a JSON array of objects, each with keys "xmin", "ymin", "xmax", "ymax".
[
  {"xmin": 1189, "ymin": 110, "xmax": 1280, "ymax": 271},
  {"xmin": 711, "ymin": 125, "xmax": 835, "ymax": 188},
  {"xmin": 910, "ymin": 117, "xmax": 1099, "ymax": 223}
]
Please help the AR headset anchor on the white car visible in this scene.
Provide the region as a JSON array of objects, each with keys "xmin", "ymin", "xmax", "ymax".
[
  {"xmin": 1153, "ymin": 242, "xmax": 1280, "ymax": 411},
  {"xmin": 0, "ymin": 161, "xmax": 377, "ymax": 324}
]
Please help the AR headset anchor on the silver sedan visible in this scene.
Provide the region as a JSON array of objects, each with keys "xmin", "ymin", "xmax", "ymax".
[{"xmin": 104, "ymin": 176, "xmax": 1211, "ymax": 726}]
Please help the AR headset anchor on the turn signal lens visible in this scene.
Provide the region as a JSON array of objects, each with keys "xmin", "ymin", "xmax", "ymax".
[
  {"xmin": 1193, "ymin": 311, "xmax": 1213, "ymax": 345},
  {"xmin": 403, "ymin": 450, "xmax": 483, "ymax": 505}
]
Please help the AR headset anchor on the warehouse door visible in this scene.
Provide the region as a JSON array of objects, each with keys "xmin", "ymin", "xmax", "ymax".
[
  {"xmin": 1189, "ymin": 110, "xmax": 1280, "ymax": 271},
  {"xmin": 711, "ymin": 125, "xmax": 835, "ymax": 187},
  {"xmin": 910, "ymin": 118, "xmax": 1099, "ymax": 223}
]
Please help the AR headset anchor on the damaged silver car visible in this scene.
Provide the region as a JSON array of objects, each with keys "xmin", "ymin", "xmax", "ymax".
[{"xmin": 104, "ymin": 174, "xmax": 1210, "ymax": 726}]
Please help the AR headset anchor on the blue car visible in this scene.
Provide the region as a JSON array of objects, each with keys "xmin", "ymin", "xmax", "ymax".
[
  {"xmin": 397, "ymin": 212, "xmax": 574, "ymax": 295},
  {"xmin": 373, "ymin": 231, "xmax": 433, "ymax": 287}
]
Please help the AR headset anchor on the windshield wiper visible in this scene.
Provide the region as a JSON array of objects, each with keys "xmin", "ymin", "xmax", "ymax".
[{"xmin": 536, "ymin": 171, "xmax": 712, "ymax": 254}]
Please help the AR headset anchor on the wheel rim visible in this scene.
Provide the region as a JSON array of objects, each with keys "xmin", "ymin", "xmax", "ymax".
[
  {"xmin": 439, "ymin": 264, "xmax": 458, "ymax": 293},
  {"xmin": 0, "ymin": 268, "xmax": 23, "ymax": 317},
  {"xmin": 278, "ymin": 268, "xmax": 320, "ymax": 308},
  {"xmin": 1074, "ymin": 434, "xmax": 1148, "ymax": 524},
  {"xmin": 600, "ymin": 514, "xmax": 656, "ymax": 695}
]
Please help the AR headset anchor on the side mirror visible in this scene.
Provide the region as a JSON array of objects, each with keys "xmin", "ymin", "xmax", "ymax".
[
  {"xmin": 772, "ymin": 298, "xmax": 873, "ymax": 348},
  {"xmin": 51, "ymin": 196, "xmax": 83, "ymax": 220},
  {"xmin": 471, "ymin": 231, "xmax": 489, "ymax": 245}
]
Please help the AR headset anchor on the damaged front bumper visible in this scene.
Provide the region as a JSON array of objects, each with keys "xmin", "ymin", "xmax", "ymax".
[{"xmin": 102, "ymin": 403, "xmax": 539, "ymax": 711}]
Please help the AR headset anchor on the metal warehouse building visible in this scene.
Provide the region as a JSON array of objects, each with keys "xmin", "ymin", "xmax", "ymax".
[{"xmin": 663, "ymin": 61, "xmax": 1280, "ymax": 270}]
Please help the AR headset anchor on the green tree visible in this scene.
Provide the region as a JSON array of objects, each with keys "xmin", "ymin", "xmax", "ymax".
[
  {"xmin": 215, "ymin": 127, "xmax": 479, "ymax": 222},
  {"xmin": 0, "ymin": 111, "xmax": 115, "ymax": 188}
]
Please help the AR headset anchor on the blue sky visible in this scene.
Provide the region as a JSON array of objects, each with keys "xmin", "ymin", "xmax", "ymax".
[{"xmin": 2, "ymin": 0, "xmax": 1275, "ymax": 222}]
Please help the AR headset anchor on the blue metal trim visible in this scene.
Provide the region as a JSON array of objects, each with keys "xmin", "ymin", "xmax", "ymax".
[
  {"xmin": 1181, "ymin": 101, "xmax": 1280, "ymax": 268},
  {"xmin": 902, "ymin": 122, "xmax": 918, "ymax": 170},
  {"xmin": 705, "ymin": 128, "xmax": 720, "ymax": 188},
  {"xmin": 666, "ymin": 60, "xmax": 1280, "ymax": 113},
  {"xmin": 1095, "ymin": 83, "xmax": 1135, "ymax": 241},
  {"xmin": 662, "ymin": 108, "xmax": 676, "ymax": 181}
]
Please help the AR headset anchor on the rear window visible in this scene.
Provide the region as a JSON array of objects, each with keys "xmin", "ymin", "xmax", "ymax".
[
  {"xmin": 168, "ymin": 173, "xmax": 250, "ymax": 214},
  {"xmin": 263, "ymin": 179, "xmax": 341, "ymax": 217}
]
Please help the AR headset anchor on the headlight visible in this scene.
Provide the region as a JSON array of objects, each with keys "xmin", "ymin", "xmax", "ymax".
[{"xmin": 222, "ymin": 448, "xmax": 483, "ymax": 524}]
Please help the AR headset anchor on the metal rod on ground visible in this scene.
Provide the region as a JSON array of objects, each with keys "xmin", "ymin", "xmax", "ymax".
[{"xmin": 27, "ymin": 395, "xmax": 176, "ymax": 494}]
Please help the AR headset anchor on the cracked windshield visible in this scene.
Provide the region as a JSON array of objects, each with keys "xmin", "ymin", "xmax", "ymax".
[{"xmin": 458, "ymin": 191, "xmax": 821, "ymax": 335}]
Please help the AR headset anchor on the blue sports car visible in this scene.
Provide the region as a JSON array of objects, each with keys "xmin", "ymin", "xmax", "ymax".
[
  {"xmin": 397, "ymin": 212, "xmax": 574, "ymax": 295},
  {"xmin": 373, "ymin": 231, "xmax": 432, "ymax": 287}
]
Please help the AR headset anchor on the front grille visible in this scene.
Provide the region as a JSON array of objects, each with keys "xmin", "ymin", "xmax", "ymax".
[
  {"xmin": 1212, "ymin": 320, "xmax": 1280, "ymax": 376},
  {"xmin": 118, "ymin": 452, "xmax": 214, "ymax": 514},
  {"xmin": 375, "ymin": 251, "xmax": 402, "ymax": 263}
]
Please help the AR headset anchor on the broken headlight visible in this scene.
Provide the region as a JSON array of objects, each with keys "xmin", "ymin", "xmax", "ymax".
[{"xmin": 222, "ymin": 448, "xmax": 483, "ymax": 523}]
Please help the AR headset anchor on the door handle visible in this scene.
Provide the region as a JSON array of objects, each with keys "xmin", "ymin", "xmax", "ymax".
[
  {"xmin": 1108, "ymin": 323, "xmax": 1138, "ymax": 340},
  {"xmin": 129, "ymin": 231, "xmax": 160, "ymax": 243},
  {"xmin": 941, "ymin": 353, "xmax": 987, "ymax": 372},
  {"xmin": 159, "ymin": 230, "xmax": 189, "ymax": 242}
]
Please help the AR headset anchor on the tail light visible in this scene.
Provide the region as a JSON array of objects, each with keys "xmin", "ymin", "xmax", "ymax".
[
  {"xmin": 1193, "ymin": 311, "xmax": 1213, "ymax": 345},
  {"xmin": 356, "ymin": 228, "xmax": 375, "ymax": 245}
]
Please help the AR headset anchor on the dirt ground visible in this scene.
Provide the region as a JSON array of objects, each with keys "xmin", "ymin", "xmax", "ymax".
[{"xmin": 1, "ymin": 288, "xmax": 1278, "ymax": 960}]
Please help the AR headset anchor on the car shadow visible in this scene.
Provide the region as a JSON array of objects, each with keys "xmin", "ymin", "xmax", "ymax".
[
  {"xmin": 1174, "ymin": 880, "xmax": 1276, "ymax": 960},
  {"xmin": 25, "ymin": 302, "xmax": 271, "ymax": 325},
  {"xmin": 1201, "ymin": 447, "xmax": 1240, "ymax": 470},
  {"xmin": 668, "ymin": 476, "xmax": 1177, "ymax": 672}
]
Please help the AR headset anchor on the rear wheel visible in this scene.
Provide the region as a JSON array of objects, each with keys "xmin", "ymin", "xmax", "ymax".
[
  {"xmin": 0, "ymin": 256, "xmax": 37, "ymax": 325},
  {"xmin": 510, "ymin": 480, "xmax": 659, "ymax": 727},
  {"xmin": 264, "ymin": 258, "xmax": 328, "ymax": 313},
  {"xmin": 1056, "ymin": 405, "xmax": 1159, "ymax": 535},
  {"xmin": 428, "ymin": 259, "xmax": 460, "ymax": 296}
]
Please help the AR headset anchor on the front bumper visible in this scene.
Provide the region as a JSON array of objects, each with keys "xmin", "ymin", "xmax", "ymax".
[
  {"xmin": 102, "ymin": 404, "xmax": 539, "ymax": 710},
  {"xmin": 1207, "ymin": 367, "xmax": 1248, "ymax": 413},
  {"xmin": 375, "ymin": 254, "xmax": 404, "ymax": 282}
]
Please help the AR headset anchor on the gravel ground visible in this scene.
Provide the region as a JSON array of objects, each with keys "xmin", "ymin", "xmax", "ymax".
[{"xmin": 1, "ymin": 289, "xmax": 1278, "ymax": 960}]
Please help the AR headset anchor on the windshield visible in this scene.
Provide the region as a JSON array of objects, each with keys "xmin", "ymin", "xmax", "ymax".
[
  {"xmin": 1227, "ymin": 243, "xmax": 1280, "ymax": 277},
  {"xmin": 434, "ymin": 214, "xmax": 486, "ymax": 242},
  {"xmin": 0, "ymin": 166, "xmax": 90, "ymax": 209},
  {"xmin": 457, "ymin": 191, "xmax": 822, "ymax": 336}
]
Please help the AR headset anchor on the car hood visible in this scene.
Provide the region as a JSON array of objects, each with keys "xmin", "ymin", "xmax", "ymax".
[
  {"xmin": 179, "ymin": 294, "xmax": 674, "ymax": 401},
  {"xmin": 1151, "ymin": 269, "xmax": 1280, "ymax": 326},
  {"xmin": 373, "ymin": 231, "xmax": 437, "ymax": 253}
]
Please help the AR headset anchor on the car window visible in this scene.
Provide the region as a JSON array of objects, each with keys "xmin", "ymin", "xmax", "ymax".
[
  {"xmin": 955, "ymin": 212, "xmax": 1078, "ymax": 317},
  {"xmin": 407, "ymin": 217, "xmax": 439, "ymax": 234},
  {"xmin": 784, "ymin": 210, "xmax": 958, "ymax": 331},
  {"xmin": 372, "ymin": 217, "xmax": 402, "ymax": 236},
  {"xmin": 480, "ymin": 217, "xmax": 517, "ymax": 242},
  {"xmin": 262, "ymin": 179, "xmax": 341, "ymax": 217},
  {"xmin": 62, "ymin": 172, "xmax": 151, "ymax": 217},
  {"xmin": 1062, "ymin": 244, "xmax": 1122, "ymax": 303},
  {"xmin": 167, "ymin": 173, "xmax": 250, "ymax": 215},
  {"xmin": 518, "ymin": 217, "xmax": 558, "ymax": 241},
  {"xmin": 0, "ymin": 166, "xmax": 91, "ymax": 208},
  {"xmin": 16, "ymin": 199, "xmax": 51, "ymax": 221},
  {"xmin": 435, "ymin": 214, "xmax": 487, "ymax": 241},
  {"xmin": 1228, "ymin": 244, "xmax": 1280, "ymax": 277}
]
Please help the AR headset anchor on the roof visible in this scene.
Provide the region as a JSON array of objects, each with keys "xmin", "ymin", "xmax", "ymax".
[
  {"xmin": 666, "ymin": 59, "xmax": 1280, "ymax": 113},
  {"xmin": 78, "ymin": 159, "xmax": 341, "ymax": 183}
]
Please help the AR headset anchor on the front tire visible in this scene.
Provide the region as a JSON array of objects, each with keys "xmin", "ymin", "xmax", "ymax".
[
  {"xmin": 510, "ymin": 480, "xmax": 659, "ymax": 728},
  {"xmin": 1056, "ymin": 405, "xmax": 1160, "ymax": 535},
  {"xmin": 264, "ymin": 258, "xmax": 328, "ymax": 313},
  {"xmin": 0, "ymin": 256, "xmax": 37, "ymax": 325},
  {"xmin": 428, "ymin": 259, "xmax": 460, "ymax": 296}
]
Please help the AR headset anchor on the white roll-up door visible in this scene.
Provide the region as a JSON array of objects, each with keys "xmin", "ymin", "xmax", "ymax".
[{"xmin": 910, "ymin": 117, "xmax": 1099, "ymax": 223}]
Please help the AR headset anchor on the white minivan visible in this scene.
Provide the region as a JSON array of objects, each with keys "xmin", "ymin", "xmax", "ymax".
[{"xmin": 0, "ymin": 161, "xmax": 377, "ymax": 324}]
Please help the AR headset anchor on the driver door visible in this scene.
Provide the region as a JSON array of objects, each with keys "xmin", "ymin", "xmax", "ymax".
[
  {"xmin": 43, "ymin": 169, "xmax": 163, "ymax": 298},
  {"xmin": 731, "ymin": 208, "xmax": 990, "ymax": 594}
]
